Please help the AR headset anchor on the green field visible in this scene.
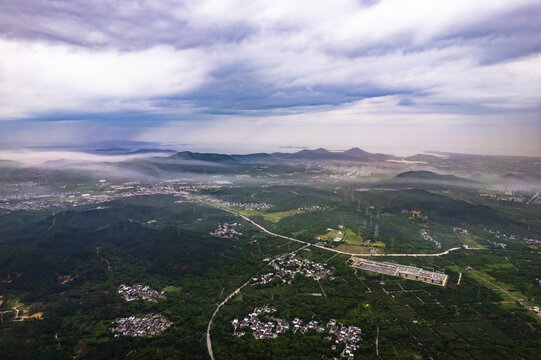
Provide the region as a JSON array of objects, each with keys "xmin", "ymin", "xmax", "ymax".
[
  {"xmin": 454, "ymin": 230, "xmax": 487, "ymax": 249},
  {"xmin": 1, "ymin": 173, "xmax": 541, "ymax": 359}
]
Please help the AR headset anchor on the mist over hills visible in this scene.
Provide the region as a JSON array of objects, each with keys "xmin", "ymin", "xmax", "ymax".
[
  {"xmin": 394, "ymin": 170, "xmax": 479, "ymax": 184},
  {"xmin": 1, "ymin": 146, "xmax": 540, "ymax": 188},
  {"xmin": 379, "ymin": 170, "xmax": 483, "ymax": 189}
]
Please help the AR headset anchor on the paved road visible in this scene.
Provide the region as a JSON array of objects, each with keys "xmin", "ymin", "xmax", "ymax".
[
  {"xmin": 205, "ymin": 228, "xmax": 309, "ymax": 360},
  {"xmin": 236, "ymin": 210, "xmax": 469, "ymax": 258},
  {"xmin": 527, "ymin": 192, "xmax": 539, "ymax": 205},
  {"xmin": 202, "ymin": 200, "xmax": 483, "ymax": 259},
  {"xmin": 202, "ymin": 200, "xmax": 482, "ymax": 360},
  {"xmin": 206, "ymin": 277, "xmax": 253, "ymax": 360}
]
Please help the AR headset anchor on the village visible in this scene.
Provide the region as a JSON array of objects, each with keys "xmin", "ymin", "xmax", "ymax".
[
  {"xmin": 0, "ymin": 181, "xmax": 196, "ymax": 211},
  {"xmin": 251, "ymin": 253, "xmax": 334, "ymax": 285},
  {"xmin": 296, "ymin": 205, "xmax": 329, "ymax": 212},
  {"xmin": 210, "ymin": 222, "xmax": 243, "ymax": 239},
  {"xmin": 118, "ymin": 284, "xmax": 166, "ymax": 302},
  {"xmin": 111, "ymin": 313, "xmax": 172, "ymax": 337},
  {"xmin": 401, "ymin": 209, "xmax": 428, "ymax": 220},
  {"xmin": 111, "ymin": 284, "xmax": 170, "ymax": 337},
  {"xmin": 206, "ymin": 196, "xmax": 274, "ymax": 211},
  {"xmin": 480, "ymin": 227, "xmax": 541, "ymax": 248},
  {"xmin": 231, "ymin": 306, "xmax": 363, "ymax": 359}
]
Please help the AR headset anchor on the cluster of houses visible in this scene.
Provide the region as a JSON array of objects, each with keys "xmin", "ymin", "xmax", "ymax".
[
  {"xmin": 210, "ymin": 222, "xmax": 243, "ymax": 239},
  {"xmin": 529, "ymin": 306, "xmax": 541, "ymax": 318},
  {"xmin": 453, "ymin": 227, "xmax": 469, "ymax": 234},
  {"xmin": 206, "ymin": 196, "xmax": 273, "ymax": 211},
  {"xmin": 231, "ymin": 307, "xmax": 363, "ymax": 359},
  {"xmin": 420, "ymin": 229, "xmax": 441, "ymax": 248},
  {"xmin": 118, "ymin": 284, "xmax": 165, "ymax": 302},
  {"xmin": 488, "ymin": 240, "xmax": 507, "ymax": 249},
  {"xmin": 401, "ymin": 209, "xmax": 428, "ymax": 220},
  {"xmin": 483, "ymin": 228, "xmax": 515, "ymax": 248},
  {"xmin": 231, "ymin": 306, "xmax": 287, "ymax": 339},
  {"xmin": 479, "ymin": 187, "xmax": 533, "ymax": 203},
  {"xmin": 112, "ymin": 284, "xmax": 170, "ymax": 337},
  {"xmin": 484, "ymin": 228, "xmax": 541, "ymax": 248},
  {"xmin": 483, "ymin": 228, "xmax": 518, "ymax": 240},
  {"xmin": 251, "ymin": 254, "xmax": 335, "ymax": 285},
  {"xmin": 297, "ymin": 205, "xmax": 329, "ymax": 212},
  {"xmin": 523, "ymin": 237, "xmax": 541, "ymax": 245},
  {"xmin": 0, "ymin": 182, "xmax": 197, "ymax": 211},
  {"xmin": 325, "ymin": 319, "xmax": 363, "ymax": 359},
  {"xmin": 111, "ymin": 313, "xmax": 172, "ymax": 337},
  {"xmin": 291, "ymin": 317, "xmax": 325, "ymax": 334}
]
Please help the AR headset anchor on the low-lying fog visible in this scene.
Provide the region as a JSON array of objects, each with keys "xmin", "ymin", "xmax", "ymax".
[{"xmin": 0, "ymin": 150, "xmax": 173, "ymax": 166}]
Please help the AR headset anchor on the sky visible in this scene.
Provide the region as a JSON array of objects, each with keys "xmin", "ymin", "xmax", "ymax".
[{"xmin": 0, "ymin": 0, "xmax": 540, "ymax": 156}]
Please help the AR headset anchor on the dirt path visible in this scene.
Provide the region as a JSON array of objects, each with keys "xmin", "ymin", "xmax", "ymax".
[{"xmin": 317, "ymin": 279, "xmax": 327, "ymax": 297}]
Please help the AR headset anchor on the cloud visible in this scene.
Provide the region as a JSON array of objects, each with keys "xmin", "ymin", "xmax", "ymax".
[
  {"xmin": 0, "ymin": 39, "xmax": 211, "ymax": 119},
  {"xmin": 0, "ymin": 149, "xmax": 172, "ymax": 166},
  {"xmin": 0, "ymin": 0, "xmax": 540, "ymax": 154}
]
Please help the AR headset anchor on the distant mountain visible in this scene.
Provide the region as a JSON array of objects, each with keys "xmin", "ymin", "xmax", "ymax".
[
  {"xmin": 167, "ymin": 147, "xmax": 397, "ymax": 164},
  {"xmin": 162, "ymin": 148, "xmax": 418, "ymax": 164},
  {"xmin": 341, "ymin": 147, "xmax": 398, "ymax": 161},
  {"xmin": 501, "ymin": 173, "xmax": 541, "ymax": 184},
  {"xmin": 0, "ymin": 159, "xmax": 20, "ymax": 167},
  {"xmin": 404, "ymin": 154, "xmax": 442, "ymax": 162},
  {"xmin": 231, "ymin": 153, "xmax": 274, "ymax": 162},
  {"xmin": 282, "ymin": 147, "xmax": 396, "ymax": 162},
  {"xmin": 286, "ymin": 148, "xmax": 344, "ymax": 160},
  {"xmin": 169, "ymin": 151, "xmax": 238, "ymax": 163},
  {"xmin": 343, "ymin": 147, "xmax": 370, "ymax": 157},
  {"xmin": 127, "ymin": 148, "xmax": 176, "ymax": 155},
  {"xmin": 378, "ymin": 170, "xmax": 482, "ymax": 190}
]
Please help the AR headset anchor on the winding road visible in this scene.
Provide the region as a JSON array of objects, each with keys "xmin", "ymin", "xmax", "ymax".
[
  {"xmin": 203, "ymin": 200, "xmax": 483, "ymax": 359},
  {"xmin": 236, "ymin": 210, "xmax": 471, "ymax": 258},
  {"xmin": 206, "ymin": 277, "xmax": 252, "ymax": 360}
]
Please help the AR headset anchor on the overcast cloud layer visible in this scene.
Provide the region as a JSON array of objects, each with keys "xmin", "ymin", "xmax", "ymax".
[{"xmin": 1, "ymin": 1, "xmax": 540, "ymax": 155}]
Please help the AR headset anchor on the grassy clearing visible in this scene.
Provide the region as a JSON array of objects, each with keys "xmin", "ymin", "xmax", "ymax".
[
  {"xmin": 456, "ymin": 230, "xmax": 487, "ymax": 249},
  {"xmin": 235, "ymin": 208, "xmax": 305, "ymax": 222},
  {"xmin": 315, "ymin": 226, "xmax": 386, "ymax": 253},
  {"xmin": 163, "ymin": 285, "xmax": 182, "ymax": 294},
  {"xmin": 315, "ymin": 227, "xmax": 372, "ymax": 244},
  {"xmin": 261, "ymin": 209, "xmax": 305, "ymax": 222},
  {"xmin": 316, "ymin": 228, "xmax": 346, "ymax": 241},
  {"xmin": 335, "ymin": 244, "xmax": 381, "ymax": 254},
  {"xmin": 201, "ymin": 197, "xmax": 305, "ymax": 223},
  {"xmin": 343, "ymin": 229, "xmax": 363, "ymax": 244}
]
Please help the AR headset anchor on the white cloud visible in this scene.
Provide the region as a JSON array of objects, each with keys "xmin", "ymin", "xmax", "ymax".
[
  {"xmin": 0, "ymin": 149, "xmax": 172, "ymax": 166},
  {"xmin": 0, "ymin": 39, "xmax": 211, "ymax": 118},
  {"xmin": 0, "ymin": 0, "xmax": 540, "ymax": 155}
]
